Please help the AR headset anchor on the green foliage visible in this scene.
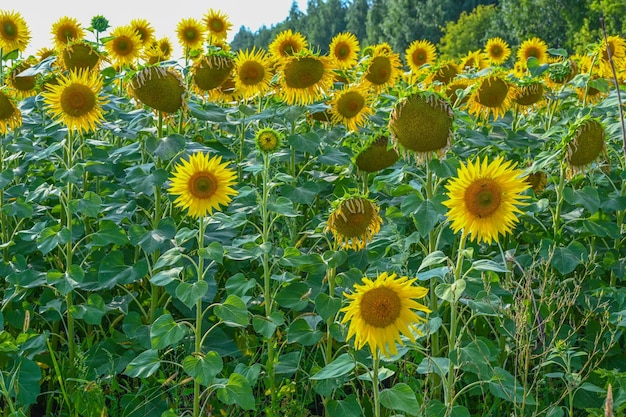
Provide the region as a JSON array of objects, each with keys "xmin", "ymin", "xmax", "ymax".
[{"xmin": 439, "ymin": 4, "xmax": 499, "ymax": 59}]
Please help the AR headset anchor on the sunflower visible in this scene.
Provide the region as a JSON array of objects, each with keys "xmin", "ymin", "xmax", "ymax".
[
  {"xmin": 326, "ymin": 196, "xmax": 382, "ymax": 251},
  {"xmin": 354, "ymin": 135, "xmax": 399, "ymax": 173},
  {"xmin": 329, "ymin": 83, "xmax": 373, "ymax": 132},
  {"xmin": 0, "ymin": 89, "xmax": 22, "ymax": 134},
  {"xmin": 443, "ymin": 156, "xmax": 530, "ymax": 244},
  {"xmin": 278, "ymin": 52, "xmax": 334, "ymax": 105},
  {"xmin": 467, "ymin": 73, "xmax": 518, "ymax": 121},
  {"xmin": 0, "ymin": 10, "xmax": 31, "ymax": 53},
  {"xmin": 129, "ymin": 18, "xmax": 156, "ymax": 47},
  {"xmin": 424, "ymin": 60, "xmax": 460, "ymax": 87},
  {"xmin": 59, "ymin": 40, "xmax": 101, "ymax": 72},
  {"xmin": 513, "ymin": 80, "xmax": 545, "ymax": 110},
  {"xmin": 203, "ymin": 9, "xmax": 232, "ymax": 41},
  {"xmin": 144, "ymin": 37, "xmax": 173, "ymax": 64},
  {"xmin": 255, "ymin": 127, "xmax": 282, "ymax": 154},
  {"xmin": 6, "ymin": 61, "xmax": 37, "ymax": 98},
  {"xmin": 405, "ymin": 39, "xmax": 437, "ymax": 73},
  {"xmin": 459, "ymin": 50, "xmax": 488, "ymax": 72},
  {"xmin": 545, "ymin": 57, "xmax": 578, "ymax": 86},
  {"xmin": 329, "ymin": 32, "xmax": 360, "ymax": 69},
  {"xmin": 176, "ymin": 18, "xmax": 206, "ymax": 51},
  {"xmin": 362, "ymin": 46, "xmax": 402, "ymax": 91},
  {"xmin": 341, "ymin": 272, "xmax": 430, "ymax": 358},
  {"xmin": 444, "ymin": 77, "xmax": 473, "ymax": 107},
  {"xmin": 596, "ymin": 35, "xmax": 626, "ymax": 77},
  {"xmin": 269, "ymin": 29, "xmax": 308, "ymax": 60},
  {"xmin": 51, "ymin": 16, "xmax": 85, "ymax": 49},
  {"xmin": 484, "ymin": 37, "xmax": 511, "ymax": 65},
  {"xmin": 193, "ymin": 52, "xmax": 235, "ymax": 92},
  {"xmin": 576, "ymin": 76, "xmax": 608, "ymax": 105},
  {"xmin": 565, "ymin": 118, "xmax": 606, "ymax": 175},
  {"xmin": 516, "ymin": 37, "xmax": 548, "ymax": 65},
  {"xmin": 233, "ymin": 48, "xmax": 272, "ymax": 99},
  {"xmin": 525, "ymin": 171, "xmax": 547, "ymax": 194},
  {"xmin": 168, "ymin": 152, "xmax": 238, "ymax": 218},
  {"xmin": 105, "ymin": 26, "xmax": 142, "ymax": 67},
  {"xmin": 41, "ymin": 69, "xmax": 108, "ymax": 133},
  {"xmin": 389, "ymin": 92, "xmax": 454, "ymax": 163},
  {"xmin": 129, "ymin": 66, "xmax": 185, "ymax": 113}
]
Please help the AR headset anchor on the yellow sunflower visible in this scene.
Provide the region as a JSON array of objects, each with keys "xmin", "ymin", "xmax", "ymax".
[
  {"xmin": 516, "ymin": 37, "xmax": 548, "ymax": 65},
  {"xmin": 326, "ymin": 196, "xmax": 382, "ymax": 251},
  {"xmin": 362, "ymin": 46, "xmax": 402, "ymax": 91},
  {"xmin": 0, "ymin": 89, "xmax": 22, "ymax": 134},
  {"xmin": 203, "ymin": 9, "xmax": 232, "ymax": 41},
  {"xmin": 405, "ymin": 39, "xmax": 437, "ymax": 73},
  {"xmin": 278, "ymin": 52, "xmax": 333, "ymax": 105},
  {"xmin": 105, "ymin": 26, "xmax": 142, "ymax": 67},
  {"xmin": 341, "ymin": 272, "xmax": 430, "ymax": 358},
  {"xmin": 596, "ymin": 35, "xmax": 626, "ymax": 77},
  {"xmin": 459, "ymin": 49, "xmax": 489, "ymax": 72},
  {"xmin": 233, "ymin": 47, "xmax": 272, "ymax": 99},
  {"xmin": 424, "ymin": 60, "xmax": 460, "ymax": 87},
  {"xmin": 255, "ymin": 127, "xmax": 282, "ymax": 154},
  {"xmin": 176, "ymin": 17, "xmax": 206, "ymax": 51},
  {"xmin": 484, "ymin": 37, "xmax": 511, "ymax": 65},
  {"xmin": 329, "ymin": 32, "xmax": 360, "ymax": 69},
  {"xmin": 129, "ymin": 18, "xmax": 156, "ymax": 47},
  {"xmin": 467, "ymin": 73, "xmax": 518, "ymax": 121},
  {"xmin": 50, "ymin": 16, "xmax": 84, "ymax": 49},
  {"xmin": 41, "ymin": 69, "xmax": 108, "ymax": 133},
  {"xmin": 168, "ymin": 152, "xmax": 238, "ymax": 218},
  {"xmin": 443, "ymin": 156, "xmax": 530, "ymax": 244},
  {"xmin": 0, "ymin": 10, "xmax": 31, "ymax": 53},
  {"xmin": 329, "ymin": 83, "xmax": 373, "ymax": 132},
  {"xmin": 144, "ymin": 37, "xmax": 173, "ymax": 64},
  {"xmin": 269, "ymin": 29, "xmax": 308, "ymax": 60}
]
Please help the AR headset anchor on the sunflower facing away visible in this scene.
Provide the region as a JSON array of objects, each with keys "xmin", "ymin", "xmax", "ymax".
[
  {"xmin": 565, "ymin": 118, "xmax": 606, "ymax": 176},
  {"xmin": 269, "ymin": 29, "xmax": 308, "ymax": 60},
  {"xmin": 326, "ymin": 196, "xmax": 382, "ymax": 251},
  {"xmin": 443, "ymin": 156, "xmax": 530, "ymax": 244},
  {"xmin": 0, "ymin": 89, "xmax": 22, "ymax": 134},
  {"xmin": 329, "ymin": 83, "xmax": 373, "ymax": 132},
  {"xmin": 484, "ymin": 37, "xmax": 511, "ymax": 65},
  {"xmin": 6, "ymin": 61, "xmax": 37, "ymax": 98},
  {"xmin": 341, "ymin": 272, "xmax": 430, "ymax": 358},
  {"xmin": 354, "ymin": 135, "xmax": 399, "ymax": 173},
  {"xmin": 51, "ymin": 16, "xmax": 85, "ymax": 49},
  {"xmin": 0, "ymin": 10, "xmax": 31, "ymax": 53},
  {"xmin": 405, "ymin": 39, "xmax": 438, "ymax": 73},
  {"xmin": 278, "ymin": 52, "xmax": 333, "ymax": 105},
  {"xmin": 329, "ymin": 32, "xmax": 360, "ymax": 69},
  {"xmin": 42, "ymin": 69, "xmax": 108, "ymax": 133},
  {"xmin": 176, "ymin": 18, "xmax": 206, "ymax": 51},
  {"xmin": 203, "ymin": 9, "xmax": 232, "ymax": 41},
  {"xmin": 233, "ymin": 48, "xmax": 273, "ymax": 99},
  {"xmin": 129, "ymin": 66, "xmax": 186, "ymax": 113},
  {"xmin": 60, "ymin": 40, "xmax": 101, "ymax": 72},
  {"xmin": 168, "ymin": 152, "xmax": 238, "ymax": 218},
  {"xmin": 105, "ymin": 26, "xmax": 142, "ymax": 67},
  {"xmin": 516, "ymin": 37, "xmax": 548, "ymax": 65}
]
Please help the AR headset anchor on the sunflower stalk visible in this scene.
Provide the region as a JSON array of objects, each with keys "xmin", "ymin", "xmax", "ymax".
[
  {"xmin": 372, "ymin": 353, "xmax": 382, "ymax": 417},
  {"xmin": 193, "ymin": 215, "xmax": 207, "ymax": 417},
  {"xmin": 63, "ymin": 129, "xmax": 77, "ymax": 369}
]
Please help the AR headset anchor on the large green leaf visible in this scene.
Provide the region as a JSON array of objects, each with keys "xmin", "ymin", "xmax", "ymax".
[
  {"xmin": 216, "ymin": 373, "xmax": 255, "ymax": 411},
  {"xmin": 380, "ymin": 383, "xmax": 420, "ymax": 415},
  {"xmin": 91, "ymin": 220, "xmax": 129, "ymax": 247},
  {"xmin": 124, "ymin": 349, "xmax": 160, "ymax": 378},
  {"xmin": 150, "ymin": 314, "xmax": 186, "ymax": 350},
  {"xmin": 70, "ymin": 294, "xmax": 106, "ymax": 325},
  {"xmin": 214, "ymin": 295, "xmax": 249, "ymax": 327},
  {"xmin": 314, "ymin": 293, "xmax": 342, "ymax": 321},
  {"xmin": 3, "ymin": 357, "xmax": 41, "ymax": 407},
  {"xmin": 182, "ymin": 351, "xmax": 223, "ymax": 386},
  {"xmin": 326, "ymin": 395, "xmax": 362, "ymax": 417},
  {"xmin": 287, "ymin": 318, "xmax": 323, "ymax": 346},
  {"xmin": 175, "ymin": 280, "xmax": 209, "ymax": 309},
  {"xmin": 310, "ymin": 353, "xmax": 354, "ymax": 380}
]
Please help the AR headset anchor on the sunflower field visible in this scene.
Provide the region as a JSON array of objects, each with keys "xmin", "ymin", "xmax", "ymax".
[{"xmin": 1, "ymin": 8, "xmax": 626, "ymax": 417}]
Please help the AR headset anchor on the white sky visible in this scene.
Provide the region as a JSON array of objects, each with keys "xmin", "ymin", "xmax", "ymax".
[{"xmin": 2, "ymin": 0, "xmax": 308, "ymax": 57}]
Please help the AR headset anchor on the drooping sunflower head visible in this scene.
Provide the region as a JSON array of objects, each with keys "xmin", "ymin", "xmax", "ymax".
[
  {"xmin": 443, "ymin": 156, "xmax": 530, "ymax": 244},
  {"xmin": 105, "ymin": 25, "xmax": 142, "ymax": 67},
  {"xmin": 255, "ymin": 127, "xmax": 283, "ymax": 154},
  {"xmin": 424, "ymin": 60, "xmax": 460, "ymax": 87},
  {"xmin": 0, "ymin": 10, "xmax": 31, "ymax": 53},
  {"xmin": 389, "ymin": 92, "xmax": 454, "ymax": 163},
  {"xmin": 354, "ymin": 134, "xmax": 400, "ymax": 173},
  {"xmin": 545, "ymin": 57, "xmax": 578, "ymax": 85},
  {"xmin": 278, "ymin": 52, "xmax": 334, "ymax": 105},
  {"xmin": 51, "ymin": 16, "xmax": 85, "ymax": 49},
  {"xmin": 460, "ymin": 50, "xmax": 489, "ymax": 72},
  {"xmin": 129, "ymin": 66, "xmax": 186, "ymax": 113},
  {"xmin": 5, "ymin": 60, "xmax": 37, "ymax": 98},
  {"xmin": 564, "ymin": 118, "xmax": 606, "ymax": 174},
  {"xmin": 516, "ymin": 37, "xmax": 548, "ymax": 65},
  {"xmin": 340, "ymin": 272, "xmax": 430, "ymax": 358},
  {"xmin": 329, "ymin": 83, "xmax": 373, "ymax": 132},
  {"xmin": 269, "ymin": 29, "xmax": 308, "ymax": 60},
  {"xmin": 193, "ymin": 51, "xmax": 235, "ymax": 92},
  {"xmin": 37, "ymin": 47, "xmax": 57, "ymax": 62},
  {"xmin": 513, "ymin": 79, "xmax": 545, "ymax": 109},
  {"xmin": 467, "ymin": 73, "xmax": 518, "ymax": 121},
  {"xmin": 484, "ymin": 37, "xmax": 511, "ymax": 65},
  {"xmin": 0, "ymin": 88, "xmax": 22, "ymax": 134},
  {"xmin": 525, "ymin": 171, "xmax": 547, "ymax": 194},
  {"xmin": 176, "ymin": 17, "xmax": 206, "ymax": 51},
  {"xmin": 444, "ymin": 77, "xmax": 473, "ymax": 107},
  {"xmin": 326, "ymin": 196, "xmax": 383, "ymax": 251},
  {"xmin": 168, "ymin": 151, "xmax": 238, "ymax": 218},
  {"xmin": 129, "ymin": 18, "xmax": 156, "ymax": 47},
  {"xmin": 233, "ymin": 47, "xmax": 272, "ymax": 99},
  {"xmin": 203, "ymin": 9, "xmax": 232, "ymax": 41},
  {"xmin": 41, "ymin": 69, "xmax": 108, "ymax": 133},
  {"xmin": 60, "ymin": 40, "xmax": 101, "ymax": 72},
  {"xmin": 329, "ymin": 32, "xmax": 360, "ymax": 69},
  {"xmin": 405, "ymin": 39, "xmax": 438, "ymax": 73},
  {"xmin": 576, "ymin": 76, "xmax": 609, "ymax": 104},
  {"xmin": 362, "ymin": 45, "xmax": 402, "ymax": 91}
]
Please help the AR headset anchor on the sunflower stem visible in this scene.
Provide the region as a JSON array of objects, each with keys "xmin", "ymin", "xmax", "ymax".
[
  {"xmin": 63, "ymin": 129, "xmax": 77, "ymax": 369},
  {"xmin": 372, "ymin": 352, "xmax": 381, "ymax": 417},
  {"xmin": 193, "ymin": 215, "xmax": 207, "ymax": 417},
  {"xmin": 553, "ymin": 163, "xmax": 566, "ymax": 240}
]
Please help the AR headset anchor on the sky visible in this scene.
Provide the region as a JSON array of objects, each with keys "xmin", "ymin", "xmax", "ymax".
[{"xmin": 2, "ymin": 0, "xmax": 308, "ymax": 57}]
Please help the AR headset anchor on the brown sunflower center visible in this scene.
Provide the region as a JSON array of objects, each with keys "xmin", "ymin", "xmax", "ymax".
[
  {"xmin": 433, "ymin": 63, "xmax": 458, "ymax": 84},
  {"xmin": 114, "ymin": 36, "xmax": 133, "ymax": 55},
  {"xmin": 2, "ymin": 21, "xmax": 17, "ymax": 39},
  {"xmin": 184, "ymin": 29, "xmax": 199, "ymax": 41},
  {"xmin": 189, "ymin": 172, "xmax": 217, "ymax": 199},
  {"xmin": 413, "ymin": 50, "xmax": 426, "ymax": 65},
  {"xmin": 284, "ymin": 57, "xmax": 324, "ymax": 89},
  {"xmin": 335, "ymin": 43, "xmax": 350, "ymax": 59},
  {"xmin": 337, "ymin": 92, "xmax": 365, "ymax": 118},
  {"xmin": 525, "ymin": 47, "xmax": 540, "ymax": 60},
  {"xmin": 331, "ymin": 198, "xmax": 376, "ymax": 237},
  {"xmin": 359, "ymin": 286, "xmax": 402, "ymax": 328},
  {"xmin": 365, "ymin": 56, "xmax": 391, "ymax": 85},
  {"xmin": 61, "ymin": 27, "xmax": 77, "ymax": 43},
  {"xmin": 464, "ymin": 179, "xmax": 502, "ymax": 218},
  {"xmin": 490, "ymin": 45, "xmax": 502, "ymax": 57},
  {"xmin": 0, "ymin": 94, "xmax": 15, "ymax": 120},
  {"xmin": 280, "ymin": 41, "xmax": 300, "ymax": 56},
  {"xmin": 60, "ymin": 84, "xmax": 96, "ymax": 117},
  {"xmin": 476, "ymin": 77, "xmax": 509, "ymax": 108},
  {"xmin": 239, "ymin": 61, "xmax": 264, "ymax": 85},
  {"xmin": 209, "ymin": 19, "xmax": 224, "ymax": 33}
]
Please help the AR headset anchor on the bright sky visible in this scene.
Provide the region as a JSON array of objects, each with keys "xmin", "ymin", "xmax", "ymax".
[{"xmin": 2, "ymin": 0, "xmax": 308, "ymax": 57}]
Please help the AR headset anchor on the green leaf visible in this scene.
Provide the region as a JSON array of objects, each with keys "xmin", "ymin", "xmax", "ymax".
[
  {"xmin": 310, "ymin": 353, "xmax": 354, "ymax": 380},
  {"xmin": 214, "ymin": 295, "xmax": 249, "ymax": 327},
  {"xmin": 326, "ymin": 395, "xmax": 362, "ymax": 417},
  {"xmin": 268, "ymin": 196, "xmax": 299, "ymax": 217},
  {"xmin": 3, "ymin": 357, "xmax": 41, "ymax": 407},
  {"xmin": 418, "ymin": 251, "xmax": 449, "ymax": 272},
  {"xmin": 252, "ymin": 311, "xmax": 284, "ymax": 340},
  {"xmin": 287, "ymin": 318, "xmax": 323, "ymax": 346},
  {"xmin": 69, "ymin": 191, "xmax": 102, "ymax": 218},
  {"xmin": 175, "ymin": 280, "xmax": 209, "ymax": 309},
  {"xmin": 380, "ymin": 383, "xmax": 420, "ymax": 414},
  {"xmin": 417, "ymin": 357, "xmax": 450, "ymax": 377},
  {"xmin": 216, "ymin": 373, "xmax": 255, "ymax": 411},
  {"xmin": 124, "ymin": 349, "xmax": 160, "ymax": 378},
  {"xmin": 154, "ymin": 247, "xmax": 182, "ymax": 269},
  {"xmin": 287, "ymin": 132, "xmax": 319, "ymax": 154},
  {"xmin": 2, "ymin": 199, "xmax": 33, "ymax": 218},
  {"xmin": 125, "ymin": 166, "xmax": 169, "ymax": 196},
  {"xmin": 198, "ymin": 241, "xmax": 224, "ymax": 264},
  {"xmin": 226, "ymin": 273, "xmax": 256, "ymax": 297},
  {"xmin": 275, "ymin": 282, "xmax": 311, "ymax": 311},
  {"xmin": 488, "ymin": 367, "xmax": 535, "ymax": 405},
  {"xmin": 98, "ymin": 252, "xmax": 148, "ymax": 289},
  {"xmin": 280, "ymin": 182, "xmax": 320, "ymax": 205},
  {"xmin": 472, "ymin": 259, "xmax": 510, "ymax": 273},
  {"xmin": 150, "ymin": 314, "xmax": 186, "ymax": 350},
  {"xmin": 91, "ymin": 220, "xmax": 129, "ymax": 246},
  {"xmin": 146, "ymin": 134, "xmax": 186, "ymax": 160},
  {"xmin": 182, "ymin": 351, "xmax": 223, "ymax": 386},
  {"xmin": 37, "ymin": 225, "xmax": 71, "ymax": 255},
  {"xmin": 69, "ymin": 294, "xmax": 106, "ymax": 325},
  {"xmin": 562, "ymin": 186, "xmax": 600, "ymax": 213},
  {"xmin": 550, "ymin": 246, "xmax": 581, "ymax": 274},
  {"xmin": 315, "ymin": 293, "xmax": 342, "ymax": 321},
  {"xmin": 435, "ymin": 280, "xmax": 466, "ymax": 303},
  {"xmin": 150, "ymin": 266, "xmax": 183, "ymax": 286},
  {"xmin": 134, "ymin": 218, "xmax": 176, "ymax": 253},
  {"xmin": 414, "ymin": 200, "xmax": 444, "ymax": 237}
]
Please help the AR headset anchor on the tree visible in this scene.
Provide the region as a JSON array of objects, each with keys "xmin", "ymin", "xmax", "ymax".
[
  {"xmin": 230, "ymin": 26, "xmax": 256, "ymax": 51},
  {"xmin": 438, "ymin": 4, "xmax": 499, "ymax": 59},
  {"xmin": 366, "ymin": 0, "xmax": 387, "ymax": 46},
  {"xmin": 304, "ymin": 0, "xmax": 347, "ymax": 52},
  {"xmin": 345, "ymin": 0, "xmax": 370, "ymax": 45}
]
